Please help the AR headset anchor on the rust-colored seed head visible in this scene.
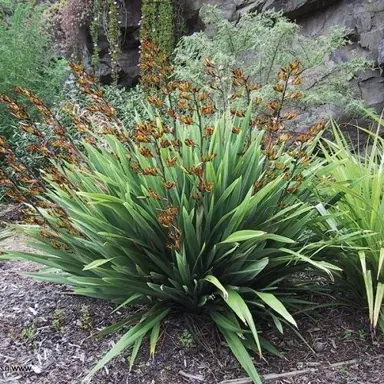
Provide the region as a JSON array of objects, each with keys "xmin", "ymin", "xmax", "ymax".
[
  {"xmin": 148, "ymin": 189, "xmax": 161, "ymax": 200},
  {"xmin": 163, "ymin": 181, "xmax": 176, "ymax": 190},
  {"xmin": 179, "ymin": 92, "xmax": 191, "ymax": 100},
  {"xmin": 177, "ymin": 100, "xmax": 191, "ymax": 110},
  {"xmin": 188, "ymin": 167, "xmax": 204, "ymax": 177},
  {"xmin": 139, "ymin": 147, "xmax": 153, "ymax": 158},
  {"xmin": 267, "ymin": 101, "xmax": 280, "ymax": 111},
  {"xmin": 278, "ymin": 134, "xmax": 291, "ymax": 143},
  {"xmin": 248, "ymin": 83, "xmax": 261, "ymax": 91},
  {"xmin": 204, "ymin": 126, "xmax": 215, "ymax": 138},
  {"xmin": 291, "ymin": 77, "xmax": 302, "ymax": 86},
  {"xmin": 197, "ymin": 91, "xmax": 209, "ymax": 102},
  {"xmin": 179, "ymin": 115, "xmax": 194, "ymax": 125},
  {"xmin": 142, "ymin": 167, "xmax": 159, "ymax": 176},
  {"xmin": 136, "ymin": 133, "xmax": 151, "ymax": 143},
  {"xmin": 0, "ymin": 179, "xmax": 13, "ymax": 187},
  {"xmin": 230, "ymin": 109, "xmax": 246, "ymax": 118},
  {"xmin": 200, "ymin": 104, "xmax": 215, "ymax": 115},
  {"xmin": 157, "ymin": 206, "xmax": 179, "ymax": 228},
  {"xmin": 160, "ymin": 139, "xmax": 171, "ymax": 148},
  {"xmin": 283, "ymin": 112, "xmax": 297, "ymax": 120},
  {"xmin": 203, "ymin": 58, "xmax": 216, "ymax": 68},
  {"xmin": 166, "ymin": 157, "xmax": 177, "ymax": 167},
  {"xmin": 147, "ymin": 96, "xmax": 163, "ymax": 108},
  {"xmin": 166, "ymin": 108, "xmax": 177, "ymax": 118},
  {"xmin": 273, "ymin": 83, "xmax": 285, "ymax": 93},
  {"xmin": 178, "ymin": 82, "xmax": 192, "ymax": 93},
  {"xmin": 192, "ymin": 193, "xmax": 200, "ymax": 200},
  {"xmin": 232, "ymin": 69, "xmax": 246, "ymax": 79},
  {"xmin": 289, "ymin": 59, "xmax": 301, "ymax": 71},
  {"xmin": 184, "ymin": 138, "xmax": 195, "ymax": 147}
]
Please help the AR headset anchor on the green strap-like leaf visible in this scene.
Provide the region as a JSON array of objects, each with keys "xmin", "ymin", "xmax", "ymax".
[
  {"xmin": 83, "ymin": 258, "xmax": 114, "ymax": 271},
  {"xmin": 255, "ymin": 291, "xmax": 297, "ymax": 327},
  {"xmin": 210, "ymin": 312, "xmax": 248, "ymax": 333},
  {"xmin": 85, "ymin": 307, "xmax": 169, "ymax": 380},
  {"xmin": 221, "ymin": 230, "xmax": 295, "ymax": 245},
  {"xmin": 112, "ymin": 294, "xmax": 143, "ymax": 314},
  {"xmin": 221, "ymin": 230, "xmax": 266, "ymax": 244},
  {"xmin": 218, "ymin": 327, "xmax": 262, "ymax": 384},
  {"xmin": 373, "ymin": 283, "xmax": 384, "ymax": 329},
  {"xmin": 149, "ymin": 322, "xmax": 161, "ymax": 357},
  {"xmin": 129, "ymin": 335, "xmax": 144, "ymax": 371},
  {"xmin": 225, "ymin": 289, "xmax": 262, "ymax": 356},
  {"xmin": 204, "ymin": 275, "xmax": 228, "ymax": 301}
]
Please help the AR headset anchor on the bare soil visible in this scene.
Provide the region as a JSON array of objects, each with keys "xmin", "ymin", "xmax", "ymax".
[{"xmin": 1, "ymin": 234, "xmax": 384, "ymax": 384}]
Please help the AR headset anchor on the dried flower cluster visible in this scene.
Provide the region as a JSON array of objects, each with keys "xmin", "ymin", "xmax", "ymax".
[
  {"xmin": 139, "ymin": 42, "xmax": 325, "ymax": 203},
  {"xmin": 0, "ymin": 63, "xmax": 130, "ymax": 244}
]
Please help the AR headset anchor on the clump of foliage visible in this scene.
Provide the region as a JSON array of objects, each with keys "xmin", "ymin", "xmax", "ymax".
[
  {"xmin": 316, "ymin": 116, "xmax": 384, "ymax": 336},
  {"xmin": 79, "ymin": 304, "xmax": 92, "ymax": 330},
  {"xmin": 173, "ymin": 5, "xmax": 368, "ymax": 119},
  {"xmin": 178, "ymin": 329, "xmax": 196, "ymax": 349},
  {"xmin": 21, "ymin": 324, "xmax": 36, "ymax": 344},
  {"xmin": 1, "ymin": 44, "xmax": 345, "ymax": 383},
  {"xmin": 102, "ymin": 85, "xmax": 146, "ymax": 129},
  {"xmin": 139, "ymin": 0, "xmax": 187, "ymax": 86},
  {"xmin": 0, "ymin": 0, "xmax": 67, "ymax": 142},
  {"xmin": 52, "ymin": 308, "xmax": 64, "ymax": 331},
  {"xmin": 140, "ymin": 0, "xmax": 175, "ymax": 58}
]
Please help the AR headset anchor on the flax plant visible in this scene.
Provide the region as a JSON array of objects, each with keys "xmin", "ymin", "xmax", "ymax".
[{"xmin": 0, "ymin": 47, "xmax": 340, "ymax": 383}]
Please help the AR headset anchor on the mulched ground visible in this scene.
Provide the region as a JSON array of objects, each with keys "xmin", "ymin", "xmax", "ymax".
[
  {"xmin": 1, "ymin": 234, "xmax": 384, "ymax": 383},
  {"xmin": 0, "ymin": 204, "xmax": 24, "ymax": 226}
]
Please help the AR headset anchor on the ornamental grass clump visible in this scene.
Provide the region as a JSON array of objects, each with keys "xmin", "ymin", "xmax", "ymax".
[
  {"xmin": 316, "ymin": 117, "xmax": 384, "ymax": 336},
  {"xmin": 1, "ymin": 44, "xmax": 338, "ymax": 383}
]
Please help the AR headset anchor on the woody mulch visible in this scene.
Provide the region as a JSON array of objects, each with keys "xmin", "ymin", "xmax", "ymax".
[{"xmin": 0, "ymin": 232, "xmax": 383, "ymax": 383}]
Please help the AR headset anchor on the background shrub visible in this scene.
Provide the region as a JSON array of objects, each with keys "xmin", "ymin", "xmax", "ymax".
[
  {"xmin": 173, "ymin": 6, "xmax": 368, "ymax": 122},
  {"xmin": 0, "ymin": 0, "xmax": 67, "ymax": 143},
  {"xmin": 102, "ymin": 85, "xmax": 146, "ymax": 130}
]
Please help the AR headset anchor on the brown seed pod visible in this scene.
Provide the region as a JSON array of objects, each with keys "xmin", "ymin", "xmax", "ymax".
[
  {"xmin": 200, "ymin": 104, "xmax": 215, "ymax": 115},
  {"xmin": 142, "ymin": 167, "xmax": 159, "ymax": 176},
  {"xmin": 139, "ymin": 147, "xmax": 154, "ymax": 158},
  {"xmin": 179, "ymin": 115, "xmax": 194, "ymax": 125},
  {"xmin": 184, "ymin": 138, "xmax": 195, "ymax": 147},
  {"xmin": 204, "ymin": 126, "xmax": 215, "ymax": 138},
  {"xmin": 166, "ymin": 157, "xmax": 177, "ymax": 167},
  {"xmin": 163, "ymin": 181, "xmax": 176, "ymax": 190}
]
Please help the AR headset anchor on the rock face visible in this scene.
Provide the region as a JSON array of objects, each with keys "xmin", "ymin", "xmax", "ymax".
[
  {"xmin": 296, "ymin": 0, "xmax": 384, "ymax": 114},
  {"xmin": 94, "ymin": 0, "xmax": 384, "ymax": 115}
]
